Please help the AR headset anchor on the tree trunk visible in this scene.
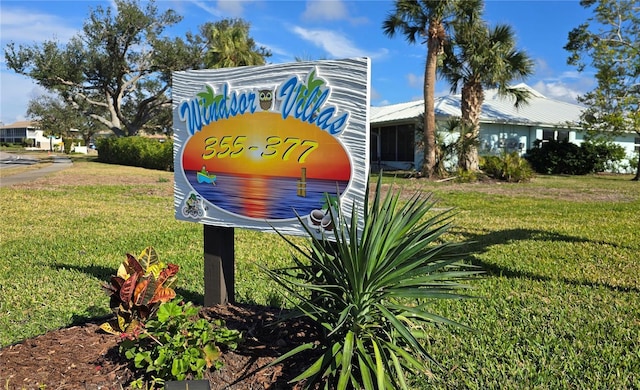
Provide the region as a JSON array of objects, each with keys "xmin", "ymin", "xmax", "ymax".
[
  {"xmin": 632, "ymin": 144, "xmax": 640, "ymax": 181},
  {"xmin": 422, "ymin": 21, "xmax": 444, "ymax": 179},
  {"xmin": 459, "ymin": 82, "xmax": 483, "ymax": 172}
]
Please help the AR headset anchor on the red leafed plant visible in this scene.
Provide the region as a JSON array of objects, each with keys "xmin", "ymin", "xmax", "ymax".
[{"xmin": 100, "ymin": 247, "xmax": 179, "ymax": 337}]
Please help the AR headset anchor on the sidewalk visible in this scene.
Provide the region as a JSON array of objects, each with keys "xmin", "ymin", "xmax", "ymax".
[{"xmin": 0, "ymin": 154, "xmax": 73, "ymax": 187}]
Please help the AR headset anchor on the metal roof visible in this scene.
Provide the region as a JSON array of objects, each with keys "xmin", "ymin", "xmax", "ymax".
[{"xmin": 371, "ymin": 83, "xmax": 584, "ymax": 128}]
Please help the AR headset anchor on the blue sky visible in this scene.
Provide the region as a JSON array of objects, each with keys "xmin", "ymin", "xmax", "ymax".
[{"xmin": 0, "ymin": 0, "xmax": 595, "ymax": 125}]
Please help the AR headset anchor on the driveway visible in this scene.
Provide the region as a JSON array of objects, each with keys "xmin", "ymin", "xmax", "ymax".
[{"xmin": 0, "ymin": 152, "xmax": 73, "ymax": 187}]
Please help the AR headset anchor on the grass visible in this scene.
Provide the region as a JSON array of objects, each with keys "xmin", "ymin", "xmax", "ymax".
[
  {"xmin": 0, "ymin": 162, "xmax": 54, "ymax": 178},
  {"xmin": 1, "ymin": 162, "xmax": 638, "ymax": 388}
]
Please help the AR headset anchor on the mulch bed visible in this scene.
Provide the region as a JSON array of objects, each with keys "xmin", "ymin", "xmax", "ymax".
[{"xmin": 0, "ymin": 304, "xmax": 320, "ymax": 390}]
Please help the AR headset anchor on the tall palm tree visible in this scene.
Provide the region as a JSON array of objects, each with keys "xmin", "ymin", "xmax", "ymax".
[
  {"xmin": 205, "ymin": 19, "xmax": 270, "ymax": 69},
  {"xmin": 383, "ymin": 0, "xmax": 456, "ymax": 179},
  {"xmin": 440, "ymin": 5, "xmax": 534, "ymax": 171}
]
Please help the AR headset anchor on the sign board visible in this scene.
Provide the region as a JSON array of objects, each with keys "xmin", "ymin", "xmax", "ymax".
[{"xmin": 173, "ymin": 57, "xmax": 370, "ymax": 236}]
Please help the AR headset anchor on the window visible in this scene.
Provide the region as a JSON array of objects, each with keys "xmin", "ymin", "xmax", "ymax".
[
  {"xmin": 379, "ymin": 126, "xmax": 396, "ymax": 161},
  {"xmin": 541, "ymin": 129, "xmax": 571, "ymax": 144},
  {"xmin": 0, "ymin": 128, "xmax": 28, "ymax": 144},
  {"xmin": 557, "ymin": 130, "xmax": 569, "ymax": 141},
  {"xmin": 371, "ymin": 124, "xmax": 415, "ymax": 162},
  {"xmin": 396, "ymin": 125, "xmax": 414, "ymax": 161},
  {"xmin": 542, "ymin": 130, "xmax": 555, "ymax": 142}
]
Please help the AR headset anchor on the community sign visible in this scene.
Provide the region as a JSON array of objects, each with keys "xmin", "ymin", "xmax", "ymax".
[{"xmin": 173, "ymin": 57, "xmax": 370, "ymax": 236}]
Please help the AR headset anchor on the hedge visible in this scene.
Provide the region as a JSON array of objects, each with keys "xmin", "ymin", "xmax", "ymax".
[{"xmin": 96, "ymin": 136, "xmax": 173, "ymax": 171}]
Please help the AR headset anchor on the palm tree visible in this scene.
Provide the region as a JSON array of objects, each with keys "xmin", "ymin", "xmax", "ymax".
[
  {"xmin": 383, "ymin": 0, "xmax": 457, "ymax": 179},
  {"xmin": 440, "ymin": 5, "xmax": 534, "ymax": 171},
  {"xmin": 205, "ymin": 19, "xmax": 270, "ymax": 69}
]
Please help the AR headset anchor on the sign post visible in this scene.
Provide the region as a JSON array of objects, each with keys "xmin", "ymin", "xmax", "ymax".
[
  {"xmin": 203, "ymin": 225, "xmax": 234, "ymax": 305},
  {"xmin": 173, "ymin": 58, "xmax": 370, "ymax": 305}
]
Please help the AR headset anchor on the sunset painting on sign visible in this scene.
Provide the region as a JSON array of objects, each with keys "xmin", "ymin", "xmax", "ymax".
[
  {"xmin": 180, "ymin": 111, "xmax": 352, "ymax": 219},
  {"xmin": 182, "ymin": 111, "xmax": 351, "ymax": 181}
]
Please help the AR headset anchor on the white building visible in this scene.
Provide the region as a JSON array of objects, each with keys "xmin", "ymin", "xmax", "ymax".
[
  {"xmin": 370, "ymin": 83, "xmax": 639, "ymax": 172},
  {"xmin": 0, "ymin": 121, "xmax": 96, "ymax": 153},
  {"xmin": 0, "ymin": 121, "xmax": 63, "ymax": 150}
]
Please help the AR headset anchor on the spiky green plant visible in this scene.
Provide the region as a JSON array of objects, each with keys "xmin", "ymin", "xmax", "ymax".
[{"xmin": 265, "ymin": 175, "xmax": 481, "ymax": 389}]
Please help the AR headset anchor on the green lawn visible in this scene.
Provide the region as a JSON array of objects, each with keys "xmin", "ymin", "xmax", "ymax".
[{"xmin": 1, "ymin": 162, "xmax": 638, "ymax": 388}]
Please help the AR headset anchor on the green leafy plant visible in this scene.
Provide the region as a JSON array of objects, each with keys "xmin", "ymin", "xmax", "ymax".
[
  {"xmin": 96, "ymin": 137, "xmax": 174, "ymax": 171},
  {"xmin": 481, "ymin": 152, "xmax": 535, "ymax": 182},
  {"xmin": 264, "ymin": 175, "xmax": 481, "ymax": 389},
  {"xmin": 120, "ymin": 299, "xmax": 242, "ymax": 388},
  {"xmin": 100, "ymin": 247, "xmax": 179, "ymax": 337},
  {"xmin": 454, "ymin": 167, "xmax": 479, "ymax": 183},
  {"xmin": 524, "ymin": 139, "xmax": 625, "ymax": 175}
]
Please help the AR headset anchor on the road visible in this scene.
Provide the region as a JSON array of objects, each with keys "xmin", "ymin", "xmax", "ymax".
[
  {"xmin": 0, "ymin": 151, "xmax": 40, "ymax": 169},
  {"xmin": 0, "ymin": 151, "xmax": 73, "ymax": 187}
]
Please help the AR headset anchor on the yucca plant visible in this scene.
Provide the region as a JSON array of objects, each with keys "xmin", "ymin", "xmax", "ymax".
[
  {"xmin": 265, "ymin": 175, "xmax": 481, "ymax": 389},
  {"xmin": 100, "ymin": 247, "xmax": 179, "ymax": 338}
]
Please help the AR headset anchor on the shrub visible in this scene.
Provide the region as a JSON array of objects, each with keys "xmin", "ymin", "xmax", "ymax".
[
  {"xmin": 264, "ymin": 176, "xmax": 480, "ymax": 389},
  {"xmin": 454, "ymin": 167, "xmax": 478, "ymax": 183},
  {"xmin": 481, "ymin": 152, "xmax": 535, "ymax": 182},
  {"xmin": 525, "ymin": 139, "xmax": 625, "ymax": 175},
  {"xmin": 96, "ymin": 136, "xmax": 173, "ymax": 171},
  {"xmin": 525, "ymin": 139, "xmax": 585, "ymax": 174},
  {"xmin": 63, "ymin": 138, "xmax": 74, "ymax": 154},
  {"xmin": 580, "ymin": 140, "xmax": 626, "ymax": 172},
  {"xmin": 630, "ymin": 154, "xmax": 639, "ymax": 170}
]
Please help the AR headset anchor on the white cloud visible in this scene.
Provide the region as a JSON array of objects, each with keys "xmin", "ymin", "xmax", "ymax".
[
  {"xmin": 530, "ymin": 73, "xmax": 595, "ymax": 104},
  {"xmin": 290, "ymin": 26, "xmax": 388, "ymax": 59},
  {"xmin": 302, "ymin": 0, "xmax": 348, "ymax": 21},
  {"xmin": 188, "ymin": 0, "xmax": 223, "ymax": 18},
  {"xmin": 558, "ymin": 70, "xmax": 583, "ymax": 80},
  {"xmin": 532, "ymin": 81, "xmax": 582, "ymax": 103},
  {"xmin": 0, "ymin": 8, "xmax": 78, "ymax": 43},
  {"xmin": 370, "ymin": 87, "xmax": 381, "ymax": 101},
  {"xmin": 187, "ymin": 0, "xmax": 254, "ymax": 18},
  {"xmin": 406, "ymin": 73, "xmax": 422, "ymax": 88},
  {"xmin": 0, "ymin": 7, "xmax": 73, "ymax": 125},
  {"xmin": 216, "ymin": 0, "xmax": 246, "ymax": 17},
  {"xmin": 532, "ymin": 56, "xmax": 596, "ymax": 103},
  {"xmin": 0, "ymin": 72, "xmax": 47, "ymax": 125},
  {"xmin": 301, "ymin": 0, "xmax": 368, "ymax": 25},
  {"xmin": 534, "ymin": 58, "xmax": 554, "ymax": 79},
  {"xmin": 258, "ymin": 42, "xmax": 288, "ymax": 57}
]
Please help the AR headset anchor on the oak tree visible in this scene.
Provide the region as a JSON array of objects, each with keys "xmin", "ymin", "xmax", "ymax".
[
  {"xmin": 5, "ymin": 1, "xmax": 270, "ymax": 138},
  {"xmin": 27, "ymin": 94, "xmax": 100, "ymax": 149}
]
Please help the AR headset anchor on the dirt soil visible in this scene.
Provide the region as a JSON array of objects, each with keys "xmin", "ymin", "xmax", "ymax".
[{"xmin": 0, "ymin": 304, "xmax": 320, "ymax": 390}]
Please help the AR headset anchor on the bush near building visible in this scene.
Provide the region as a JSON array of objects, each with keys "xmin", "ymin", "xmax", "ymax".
[
  {"xmin": 97, "ymin": 136, "xmax": 173, "ymax": 171},
  {"xmin": 525, "ymin": 139, "xmax": 626, "ymax": 175}
]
